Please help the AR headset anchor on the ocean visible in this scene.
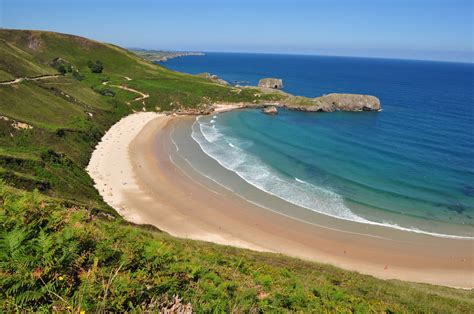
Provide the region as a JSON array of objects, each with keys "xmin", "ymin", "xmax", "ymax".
[{"xmin": 164, "ymin": 53, "xmax": 474, "ymax": 238}]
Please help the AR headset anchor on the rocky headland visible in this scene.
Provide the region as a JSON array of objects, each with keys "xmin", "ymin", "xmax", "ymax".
[
  {"xmin": 257, "ymin": 78, "xmax": 380, "ymax": 112},
  {"xmin": 130, "ymin": 49, "xmax": 204, "ymax": 62},
  {"xmin": 163, "ymin": 77, "xmax": 381, "ymax": 115},
  {"xmin": 282, "ymin": 93, "xmax": 381, "ymax": 112}
]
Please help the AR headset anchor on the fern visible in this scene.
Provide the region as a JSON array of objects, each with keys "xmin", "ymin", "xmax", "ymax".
[{"xmin": 15, "ymin": 290, "xmax": 44, "ymax": 304}]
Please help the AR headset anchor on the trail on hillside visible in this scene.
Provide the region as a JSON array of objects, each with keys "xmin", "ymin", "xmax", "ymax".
[
  {"xmin": 102, "ymin": 79, "xmax": 150, "ymax": 106},
  {"xmin": 0, "ymin": 74, "xmax": 61, "ymax": 85},
  {"xmin": 0, "ymin": 74, "xmax": 150, "ymax": 109}
]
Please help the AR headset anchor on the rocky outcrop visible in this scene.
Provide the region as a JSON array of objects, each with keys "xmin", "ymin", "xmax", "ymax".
[
  {"xmin": 316, "ymin": 93, "xmax": 380, "ymax": 112},
  {"xmin": 281, "ymin": 93, "xmax": 381, "ymax": 112},
  {"xmin": 173, "ymin": 107, "xmax": 214, "ymax": 115},
  {"xmin": 284, "ymin": 94, "xmax": 381, "ymax": 112},
  {"xmin": 258, "ymin": 78, "xmax": 283, "ymax": 89},
  {"xmin": 262, "ymin": 106, "xmax": 278, "ymax": 115},
  {"xmin": 197, "ymin": 73, "xmax": 230, "ymax": 86},
  {"xmin": 210, "ymin": 93, "xmax": 380, "ymax": 115},
  {"xmin": 1, "ymin": 115, "xmax": 33, "ymax": 130}
]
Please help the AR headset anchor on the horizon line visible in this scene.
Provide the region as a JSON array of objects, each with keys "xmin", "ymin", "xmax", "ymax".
[
  {"xmin": 1, "ymin": 27, "xmax": 471, "ymax": 65},
  {"xmin": 143, "ymin": 49, "xmax": 474, "ymax": 65}
]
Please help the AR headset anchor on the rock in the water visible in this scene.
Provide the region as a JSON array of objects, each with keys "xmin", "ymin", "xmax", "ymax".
[
  {"xmin": 316, "ymin": 93, "xmax": 381, "ymax": 111},
  {"xmin": 259, "ymin": 78, "xmax": 283, "ymax": 89},
  {"xmin": 262, "ymin": 106, "xmax": 278, "ymax": 115},
  {"xmin": 283, "ymin": 93, "xmax": 381, "ymax": 112}
]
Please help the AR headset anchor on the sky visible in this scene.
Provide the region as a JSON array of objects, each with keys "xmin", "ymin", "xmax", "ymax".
[{"xmin": 0, "ymin": 0, "xmax": 473, "ymax": 63}]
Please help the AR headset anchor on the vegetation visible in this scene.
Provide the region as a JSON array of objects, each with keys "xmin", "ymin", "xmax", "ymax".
[
  {"xmin": 0, "ymin": 29, "xmax": 472, "ymax": 312},
  {"xmin": 2, "ymin": 184, "xmax": 473, "ymax": 312},
  {"xmin": 87, "ymin": 60, "xmax": 104, "ymax": 73}
]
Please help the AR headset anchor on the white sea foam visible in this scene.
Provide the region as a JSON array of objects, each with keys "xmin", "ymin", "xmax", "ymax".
[{"xmin": 190, "ymin": 117, "xmax": 473, "ymax": 239}]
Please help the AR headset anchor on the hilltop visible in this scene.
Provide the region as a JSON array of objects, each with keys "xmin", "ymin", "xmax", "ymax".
[{"xmin": 0, "ymin": 29, "xmax": 472, "ymax": 312}]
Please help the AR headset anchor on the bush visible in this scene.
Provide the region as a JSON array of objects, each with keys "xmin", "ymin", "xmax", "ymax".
[
  {"xmin": 72, "ymin": 70, "xmax": 84, "ymax": 81},
  {"xmin": 93, "ymin": 86, "xmax": 115, "ymax": 97},
  {"xmin": 50, "ymin": 57, "xmax": 71, "ymax": 74},
  {"xmin": 57, "ymin": 64, "xmax": 67, "ymax": 75},
  {"xmin": 87, "ymin": 60, "xmax": 104, "ymax": 73}
]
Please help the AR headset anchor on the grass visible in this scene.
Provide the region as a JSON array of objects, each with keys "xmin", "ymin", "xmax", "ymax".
[
  {"xmin": 0, "ymin": 28, "xmax": 472, "ymax": 312},
  {"xmin": 0, "ymin": 39, "xmax": 53, "ymax": 78},
  {"xmin": 0, "ymin": 81, "xmax": 88, "ymax": 130},
  {"xmin": 1, "ymin": 185, "xmax": 473, "ymax": 313},
  {"xmin": 0, "ymin": 29, "xmax": 277, "ymax": 209}
]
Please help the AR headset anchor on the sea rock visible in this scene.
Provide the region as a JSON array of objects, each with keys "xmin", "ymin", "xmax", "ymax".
[
  {"xmin": 258, "ymin": 78, "xmax": 283, "ymax": 89},
  {"xmin": 262, "ymin": 106, "xmax": 278, "ymax": 115},
  {"xmin": 283, "ymin": 93, "xmax": 381, "ymax": 112}
]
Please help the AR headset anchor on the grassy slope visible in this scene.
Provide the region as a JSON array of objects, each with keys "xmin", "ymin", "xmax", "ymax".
[
  {"xmin": 0, "ymin": 29, "xmax": 278, "ymax": 211},
  {"xmin": 0, "ymin": 29, "xmax": 472, "ymax": 312}
]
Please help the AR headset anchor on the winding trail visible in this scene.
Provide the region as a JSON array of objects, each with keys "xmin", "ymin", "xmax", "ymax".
[
  {"xmin": 102, "ymin": 79, "xmax": 150, "ymax": 105},
  {"xmin": 0, "ymin": 74, "xmax": 149, "ymax": 105},
  {"xmin": 0, "ymin": 74, "xmax": 62, "ymax": 85}
]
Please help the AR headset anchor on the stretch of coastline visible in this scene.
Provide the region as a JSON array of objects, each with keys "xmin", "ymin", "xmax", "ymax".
[{"xmin": 87, "ymin": 110, "xmax": 474, "ymax": 289}]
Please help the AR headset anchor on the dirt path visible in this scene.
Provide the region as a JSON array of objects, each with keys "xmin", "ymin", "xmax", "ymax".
[
  {"xmin": 102, "ymin": 79, "xmax": 150, "ymax": 105},
  {"xmin": 0, "ymin": 74, "xmax": 61, "ymax": 85}
]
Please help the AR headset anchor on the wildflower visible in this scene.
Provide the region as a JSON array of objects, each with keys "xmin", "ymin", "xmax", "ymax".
[
  {"xmin": 58, "ymin": 276, "xmax": 64, "ymax": 281},
  {"xmin": 80, "ymin": 310, "xmax": 86, "ymax": 314}
]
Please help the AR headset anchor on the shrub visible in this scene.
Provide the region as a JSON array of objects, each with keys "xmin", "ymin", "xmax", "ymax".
[
  {"xmin": 93, "ymin": 86, "xmax": 115, "ymax": 97},
  {"xmin": 72, "ymin": 70, "xmax": 84, "ymax": 81},
  {"xmin": 50, "ymin": 57, "xmax": 71, "ymax": 74},
  {"xmin": 87, "ymin": 60, "xmax": 104, "ymax": 73},
  {"xmin": 57, "ymin": 65, "xmax": 67, "ymax": 75}
]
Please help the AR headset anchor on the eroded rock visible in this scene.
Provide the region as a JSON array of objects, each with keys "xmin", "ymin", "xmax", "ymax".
[
  {"xmin": 262, "ymin": 106, "xmax": 278, "ymax": 115},
  {"xmin": 283, "ymin": 93, "xmax": 381, "ymax": 112},
  {"xmin": 259, "ymin": 78, "xmax": 283, "ymax": 89}
]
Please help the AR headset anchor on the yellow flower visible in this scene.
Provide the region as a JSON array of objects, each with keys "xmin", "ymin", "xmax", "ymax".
[
  {"xmin": 58, "ymin": 276, "xmax": 64, "ymax": 281},
  {"xmin": 80, "ymin": 311, "xmax": 85, "ymax": 314}
]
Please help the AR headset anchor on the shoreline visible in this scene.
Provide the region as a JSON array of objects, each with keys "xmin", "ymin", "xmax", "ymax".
[{"xmin": 87, "ymin": 111, "xmax": 474, "ymax": 289}]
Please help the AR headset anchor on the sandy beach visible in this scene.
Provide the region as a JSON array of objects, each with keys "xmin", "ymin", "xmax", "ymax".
[{"xmin": 87, "ymin": 111, "xmax": 474, "ymax": 288}]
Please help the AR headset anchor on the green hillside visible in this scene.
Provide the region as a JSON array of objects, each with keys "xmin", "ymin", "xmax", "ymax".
[
  {"xmin": 0, "ymin": 29, "xmax": 472, "ymax": 312},
  {"xmin": 0, "ymin": 29, "xmax": 278, "ymax": 211}
]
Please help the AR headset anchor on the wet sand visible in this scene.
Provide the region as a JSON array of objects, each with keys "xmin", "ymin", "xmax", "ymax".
[{"xmin": 88, "ymin": 112, "xmax": 474, "ymax": 288}]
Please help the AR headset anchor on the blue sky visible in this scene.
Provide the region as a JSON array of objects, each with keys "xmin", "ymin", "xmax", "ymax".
[{"xmin": 0, "ymin": 0, "xmax": 473, "ymax": 62}]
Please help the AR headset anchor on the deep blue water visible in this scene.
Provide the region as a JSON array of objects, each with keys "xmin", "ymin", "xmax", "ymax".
[{"xmin": 165, "ymin": 53, "xmax": 474, "ymax": 237}]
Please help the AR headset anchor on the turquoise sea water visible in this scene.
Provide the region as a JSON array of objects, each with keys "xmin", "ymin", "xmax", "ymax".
[{"xmin": 165, "ymin": 53, "xmax": 474, "ymax": 237}]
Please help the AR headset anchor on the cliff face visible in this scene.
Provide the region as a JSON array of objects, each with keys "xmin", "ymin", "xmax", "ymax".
[{"xmin": 284, "ymin": 93, "xmax": 381, "ymax": 112}]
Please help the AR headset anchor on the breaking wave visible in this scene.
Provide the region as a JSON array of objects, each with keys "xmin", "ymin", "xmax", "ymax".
[{"xmin": 190, "ymin": 117, "xmax": 473, "ymax": 239}]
